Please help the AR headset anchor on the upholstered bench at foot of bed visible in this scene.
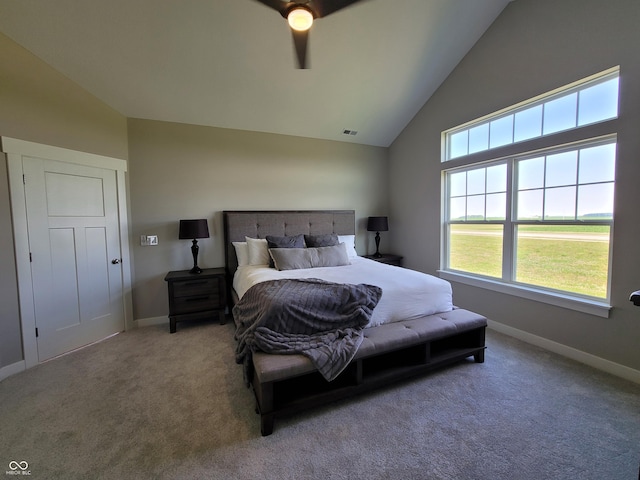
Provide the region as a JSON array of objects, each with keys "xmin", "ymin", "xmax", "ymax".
[
  {"xmin": 253, "ymin": 308, "xmax": 486, "ymax": 384},
  {"xmin": 251, "ymin": 308, "xmax": 487, "ymax": 435}
]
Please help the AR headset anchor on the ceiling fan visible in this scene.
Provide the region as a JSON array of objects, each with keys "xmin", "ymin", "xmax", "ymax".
[{"xmin": 254, "ymin": 0, "xmax": 365, "ymax": 69}]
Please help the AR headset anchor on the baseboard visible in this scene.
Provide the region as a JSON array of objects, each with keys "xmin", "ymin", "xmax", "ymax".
[
  {"xmin": 0, "ymin": 360, "xmax": 26, "ymax": 382},
  {"xmin": 136, "ymin": 316, "xmax": 167, "ymax": 328},
  {"xmin": 487, "ymin": 320, "xmax": 640, "ymax": 384}
]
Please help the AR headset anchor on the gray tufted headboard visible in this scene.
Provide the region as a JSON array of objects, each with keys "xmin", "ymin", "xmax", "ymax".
[{"xmin": 222, "ymin": 210, "xmax": 355, "ymax": 283}]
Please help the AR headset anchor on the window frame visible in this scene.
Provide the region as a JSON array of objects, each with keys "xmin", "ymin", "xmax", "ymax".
[{"xmin": 439, "ymin": 68, "xmax": 619, "ymax": 318}]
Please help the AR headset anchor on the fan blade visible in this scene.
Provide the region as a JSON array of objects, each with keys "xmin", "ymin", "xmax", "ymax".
[
  {"xmin": 291, "ymin": 29, "xmax": 309, "ymax": 69},
  {"xmin": 254, "ymin": 0, "xmax": 295, "ymax": 18},
  {"xmin": 254, "ymin": 0, "xmax": 366, "ymax": 68},
  {"xmin": 311, "ymin": 0, "xmax": 363, "ymax": 18}
]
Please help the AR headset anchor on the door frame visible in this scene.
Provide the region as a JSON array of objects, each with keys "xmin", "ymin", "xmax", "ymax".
[{"xmin": 2, "ymin": 137, "xmax": 133, "ymax": 369}]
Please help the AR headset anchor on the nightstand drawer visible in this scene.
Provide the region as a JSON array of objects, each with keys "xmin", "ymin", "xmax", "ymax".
[
  {"xmin": 172, "ymin": 278, "xmax": 220, "ymax": 297},
  {"xmin": 173, "ymin": 293, "xmax": 221, "ymax": 314}
]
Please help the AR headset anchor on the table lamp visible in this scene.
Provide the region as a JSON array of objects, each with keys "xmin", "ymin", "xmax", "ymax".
[
  {"xmin": 179, "ymin": 219, "xmax": 209, "ymax": 274},
  {"xmin": 367, "ymin": 216, "xmax": 388, "ymax": 258}
]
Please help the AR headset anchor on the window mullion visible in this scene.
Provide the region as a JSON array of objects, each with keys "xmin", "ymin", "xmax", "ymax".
[
  {"xmin": 441, "ymin": 173, "xmax": 450, "ymax": 271},
  {"xmin": 575, "ymin": 149, "xmax": 582, "ymax": 219},
  {"xmin": 503, "ymin": 159, "xmax": 514, "ymax": 281}
]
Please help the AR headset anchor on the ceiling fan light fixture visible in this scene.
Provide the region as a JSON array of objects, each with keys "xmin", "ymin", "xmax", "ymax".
[{"xmin": 287, "ymin": 7, "xmax": 313, "ymax": 31}]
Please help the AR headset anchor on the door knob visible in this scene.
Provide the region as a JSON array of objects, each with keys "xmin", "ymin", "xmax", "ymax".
[{"xmin": 111, "ymin": 259, "xmax": 122, "ymax": 264}]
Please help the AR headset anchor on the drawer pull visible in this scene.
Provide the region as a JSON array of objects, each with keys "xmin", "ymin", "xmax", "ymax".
[
  {"xmin": 184, "ymin": 280, "xmax": 209, "ymax": 286},
  {"xmin": 185, "ymin": 296, "xmax": 210, "ymax": 302}
]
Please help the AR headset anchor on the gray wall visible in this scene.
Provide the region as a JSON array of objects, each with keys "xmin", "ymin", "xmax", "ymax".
[
  {"xmin": 0, "ymin": 33, "xmax": 129, "ymax": 369},
  {"xmin": 389, "ymin": 0, "xmax": 640, "ymax": 371},
  {"xmin": 127, "ymin": 118, "xmax": 389, "ymax": 320}
]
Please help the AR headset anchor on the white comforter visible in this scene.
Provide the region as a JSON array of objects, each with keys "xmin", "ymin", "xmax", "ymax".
[{"xmin": 233, "ymin": 256, "xmax": 453, "ymax": 327}]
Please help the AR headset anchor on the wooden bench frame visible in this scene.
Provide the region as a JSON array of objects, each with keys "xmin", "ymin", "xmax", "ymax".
[{"xmin": 250, "ymin": 309, "xmax": 486, "ymax": 435}]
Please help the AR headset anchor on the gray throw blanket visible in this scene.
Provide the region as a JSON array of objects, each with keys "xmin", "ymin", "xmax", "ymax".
[{"xmin": 234, "ymin": 278, "xmax": 382, "ymax": 383}]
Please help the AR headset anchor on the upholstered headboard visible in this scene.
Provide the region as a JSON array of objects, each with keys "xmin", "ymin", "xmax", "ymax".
[{"xmin": 222, "ymin": 210, "xmax": 355, "ymax": 280}]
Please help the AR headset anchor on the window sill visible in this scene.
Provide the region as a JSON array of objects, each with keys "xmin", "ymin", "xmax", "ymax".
[{"xmin": 438, "ymin": 270, "xmax": 612, "ymax": 318}]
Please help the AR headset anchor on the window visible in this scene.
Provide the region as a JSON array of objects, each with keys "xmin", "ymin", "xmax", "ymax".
[
  {"xmin": 441, "ymin": 68, "xmax": 619, "ymax": 316},
  {"xmin": 445, "ymin": 69, "xmax": 619, "ymax": 161}
]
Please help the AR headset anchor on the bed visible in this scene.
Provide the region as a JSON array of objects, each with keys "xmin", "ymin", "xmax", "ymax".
[{"xmin": 223, "ymin": 210, "xmax": 487, "ymax": 435}]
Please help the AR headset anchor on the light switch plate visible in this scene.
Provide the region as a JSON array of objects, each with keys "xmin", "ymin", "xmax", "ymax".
[{"xmin": 140, "ymin": 235, "xmax": 159, "ymax": 246}]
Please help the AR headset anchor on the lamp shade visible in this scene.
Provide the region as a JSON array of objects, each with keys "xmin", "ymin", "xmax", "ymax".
[
  {"xmin": 367, "ymin": 216, "xmax": 388, "ymax": 232},
  {"xmin": 179, "ymin": 219, "xmax": 210, "ymax": 240}
]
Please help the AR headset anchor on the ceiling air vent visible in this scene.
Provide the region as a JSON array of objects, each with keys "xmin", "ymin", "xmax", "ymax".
[{"xmin": 342, "ymin": 129, "xmax": 358, "ymax": 136}]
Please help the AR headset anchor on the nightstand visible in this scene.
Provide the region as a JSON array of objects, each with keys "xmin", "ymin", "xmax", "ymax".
[
  {"xmin": 164, "ymin": 267, "xmax": 227, "ymax": 333},
  {"xmin": 363, "ymin": 253, "xmax": 403, "ymax": 267}
]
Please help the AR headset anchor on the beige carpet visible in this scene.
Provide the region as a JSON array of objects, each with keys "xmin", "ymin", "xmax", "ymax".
[{"xmin": 1, "ymin": 320, "xmax": 639, "ymax": 479}]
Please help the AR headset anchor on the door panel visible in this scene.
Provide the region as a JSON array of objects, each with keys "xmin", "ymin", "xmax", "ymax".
[
  {"xmin": 48, "ymin": 227, "xmax": 81, "ymax": 331},
  {"xmin": 24, "ymin": 157, "xmax": 124, "ymax": 361},
  {"xmin": 45, "ymin": 171, "xmax": 106, "ymax": 217},
  {"xmin": 84, "ymin": 227, "xmax": 111, "ymax": 320}
]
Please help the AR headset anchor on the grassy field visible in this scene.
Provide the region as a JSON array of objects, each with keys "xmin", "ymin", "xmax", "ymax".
[{"xmin": 449, "ymin": 224, "xmax": 609, "ymax": 298}]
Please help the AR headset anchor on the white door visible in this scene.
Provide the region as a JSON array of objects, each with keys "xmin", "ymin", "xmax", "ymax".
[{"xmin": 23, "ymin": 156, "xmax": 124, "ymax": 361}]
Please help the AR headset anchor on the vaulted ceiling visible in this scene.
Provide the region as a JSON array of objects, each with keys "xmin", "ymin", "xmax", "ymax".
[{"xmin": 0, "ymin": 0, "xmax": 512, "ymax": 147}]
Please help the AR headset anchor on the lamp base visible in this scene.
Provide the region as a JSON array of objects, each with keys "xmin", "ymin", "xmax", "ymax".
[
  {"xmin": 189, "ymin": 239, "xmax": 202, "ymax": 274},
  {"xmin": 374, "ymin": 231, "xmax": 382, "ymax": 257}
]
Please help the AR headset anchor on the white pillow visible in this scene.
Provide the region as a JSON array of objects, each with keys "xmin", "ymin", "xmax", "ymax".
[
  {"xmin": 245, "ymin": 237, "xmax": 270, "ymax": 265},
  {"xmin": 232, "ymin": 241, "xmax": 249, "ymax": 267},
  {"xmin": 338, "ymin": 235, "xmax": 357, "ymax": 259}
]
